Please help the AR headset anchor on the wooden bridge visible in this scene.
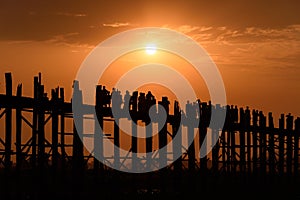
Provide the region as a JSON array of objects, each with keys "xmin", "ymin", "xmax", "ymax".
[{"xmin": 0, "ymin": 72, "xmax": 300, "ymax": 199}]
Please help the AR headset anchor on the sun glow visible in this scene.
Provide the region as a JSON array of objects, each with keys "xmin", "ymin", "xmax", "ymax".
[{"xmin": 145, "ymin": 44, "xmax": 157, "ymax": 55}]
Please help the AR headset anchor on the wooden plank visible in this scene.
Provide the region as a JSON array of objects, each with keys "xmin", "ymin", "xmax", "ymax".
[
  {"xmin": 0, "ymin": 110, "xmax": 6, "ymax": 119},
  {"xmin": 0, "ymin": 94, "xmax": 34, "ymax": 109}
]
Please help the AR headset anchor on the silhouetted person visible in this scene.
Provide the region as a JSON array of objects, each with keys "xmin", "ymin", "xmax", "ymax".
[
  {"xmin": 145, "ymin": 91, "xmax": 156, "ymax": 112},
  {"xmin": 200, "ymin": 102, "xmax": 210, "ymax": 128},
  {"xmin": 111, "ymin": 88, "xmax": 122, "ymax": 117},
  {"xmin": 96, "ymin": 85, "xmax": 104, "ymax": 107},
  {"xmin": 186, "ymin": 100, "xmax": 193, "ymax": 119},
  {"xmin": 123, "ymin": 90, "xmax": 131, "ymax": 111},
  {"xmin": 245, "ymin": 106, "xmax": 251, "ymax": 127},
  {"xmin": 130, "ymin": 91, "xmax": 138, "ymax": 112},
  {"xmin": 233, "ymin": 105, "xmax": 238, "ymax": 123},
  {"xmin": 193, "ymin": 101, "xmax": 200, "ymax": 119},
  {"xmin": 138, "ymin": 92, "xmax": 146, "ymax": 114},
  {"xmin": 252, "ymin": 109, "xmax": 258, "ymax": 126},
  {"xmin": 160, "ymin": 96, "xmax": 170, "ymax": 115},
  {"xmin": 146, "ymin": 91, "xmax": 155, "ymax": 102},
  {"xmin": 102, "ymin": 86, "xmax": 110, "ymax": 107}
]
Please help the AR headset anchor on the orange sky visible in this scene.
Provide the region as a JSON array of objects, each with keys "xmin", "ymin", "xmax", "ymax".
[{"xmin": 0, "ymin": 0, "xmax": 300, "ymax": 119}]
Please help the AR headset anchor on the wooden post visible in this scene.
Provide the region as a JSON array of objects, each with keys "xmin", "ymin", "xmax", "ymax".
[
  {"xmin": 199, "ymin": 102, "xmax": 208, "ymax": 172},
  {"xmin": 131, "ymin": 119, "xmax": 138, "ymax": 171},
  {"xmin": 31, "ymin": 76, "xmax": 38, "ymax": 168},
  {"xmin": 51, "ymin": 88, "xmax": 59, "ymax": 170},
  {"xmin": 186, "ymin": 101, "xmax": 196, "ymax": 172},
  {"xmin": 245, "ymin": 107, "xmax": 251, "ymax": 173},
  {"xmin": 60, "ymin": 88, "xmax": 66, "ymax": 170},
  {"xmin": 37, "ymin": 84, "xmax": 46, "ymax": 169},
  {"xmin": 211, "ymin": 105, "xmax": 221, "ymax": 172},
  {"xmin": 239, "ymin": 107, "xmax": 246, "ymax": 173},
  {"xmin": 268, "ymin": 112, "xmax": 276, "ymax": 175},
  {"xmin": 146, "ymin": 121, "xmax": 153, "ymax": 171},
  {"xmin": 114, "ymin": 118, "xmax": 120, "ymax": 170},
  {"xmin": 294, "ymin": 118, "xmax": 300, "ymax": 177},
  {"xmin": 94, "ymin": 85, "xmax": 104, "ymax": 174},
  {"xmin": 187, "ymin": 122, "xmax": 196, "ymax": 172},
  {"xmin": 226, "ymin": 106, "xmax": 238, "ymax": 172},
  {"xmin": 171, "ymin": 100, "xmax": 183, "ymax": 195},
  {"xmin": 130, "ymin": 91, "xmax": 138, "ymax": 171},
  {"xmin": 229, "ymin": 106, "xmax": 238, "ymax": 173},
  {"xmin": 72, "ymin": 80, "xmax": 84, "ymax": 198},
  {"xmin": 259, "ymin": 111, "xmax": 266, "ymax": 175},
  {"xmin": 252, "ymin": 110, "xmax": 258, "ymax": 174},
  {"xmin": 230, "ymin": 129, "xmax": 236, "ymax": 173},
  {"xmin": 4, "ymin": 73, "xmax": 12, "ymax": 169},
  {"xmin": 286, "ymin": 113, "xmax": 293, "ymax": 176},
  {"xmin": 278, "ymin": 114, "xmax": 285, "ymax": 175},
  {"xmin": 226, "ymin": 130, "xmax": 231, "ymax": 172},
  {"xmin": 72, "ymin": 81, "xmax": 84, "ymax": 170},
  {"xmin": 111, "ymin": 88, "xmax": 122, "ymax": 171},
  {"xmin": 211, "ymin": 128, "xmax": 219, "ymax": 172},
  {"xmin": 158, "ymin": 97, "xmax": 169, "ymax": 169},
  {"xmin": 157, "ymin": 97, "xmax": 169, "ymax": 194},
  {"xmin": 221, "ymin": 130, "xmax": 227, "ymax": 171},
  {"xmin": 16, "ymin": 84, "xmax": 22, "ymax": 170}
]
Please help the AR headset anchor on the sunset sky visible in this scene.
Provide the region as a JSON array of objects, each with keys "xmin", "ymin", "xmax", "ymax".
[{"xmin": 1, "ymin": 0, "xmax": 300, "ymax": 119}]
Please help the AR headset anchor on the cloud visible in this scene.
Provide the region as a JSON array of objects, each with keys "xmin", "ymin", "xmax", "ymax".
[
  {"xmin": 102, "ymin": 22, "xmax": 131, "ymax": 28},
  {"xmin": 44, "ymin": 32, "xmax": 95, "ymax": 50},
  {"xmin": 164, "ymin": 25, "xmax": 213, "ymax": 34},
  {"xmin": 7, "ymin": 40, "xmax": 34, "ymax": 45},
  {"xmin": 217, "ymin": 26, "xmax": 227, "ymax": 31},
  {"xmin": 176, "ymin": 25, "xmax": 199, "ymax": 34},
  {"xmin": 47, "ymin": 32, "xmax": 80, "ymax": 43},
  {"xmin": 222, "ymin": 26, "xmax": 300, "ymax": 65},
  {"xmin": 163, "ymin": 24, "xmax": 300, "ymax": 71},
  {"xmin": 56, "ymin": 12, "xmax": 87, "ymax": 17}
]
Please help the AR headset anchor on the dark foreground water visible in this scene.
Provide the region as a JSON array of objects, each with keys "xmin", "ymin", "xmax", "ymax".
[{"xmin": 0, "ymin": 169, "xmax": 299, "ymax": 200}]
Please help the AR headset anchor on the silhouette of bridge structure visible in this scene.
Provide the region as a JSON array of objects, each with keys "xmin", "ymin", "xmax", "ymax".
[{"xmin": 0, "ymin": 72, "xmax": 300, "ymax": 199}]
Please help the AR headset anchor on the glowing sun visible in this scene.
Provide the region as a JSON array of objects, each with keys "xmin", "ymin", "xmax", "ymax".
[{"xmin": 145, "ymin": 44, "xmax": 157, "ymax": 55}]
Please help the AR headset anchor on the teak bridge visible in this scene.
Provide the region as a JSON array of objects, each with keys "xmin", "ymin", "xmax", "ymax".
[{"xmin": 0, "ymin": 72, "xmax": 300, "ymax": 198}]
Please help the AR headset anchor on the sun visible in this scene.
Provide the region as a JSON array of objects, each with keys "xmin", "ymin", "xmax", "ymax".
[{"xmin": 145, "ymin": 44, "xmax": 157, "ymax": 55}]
